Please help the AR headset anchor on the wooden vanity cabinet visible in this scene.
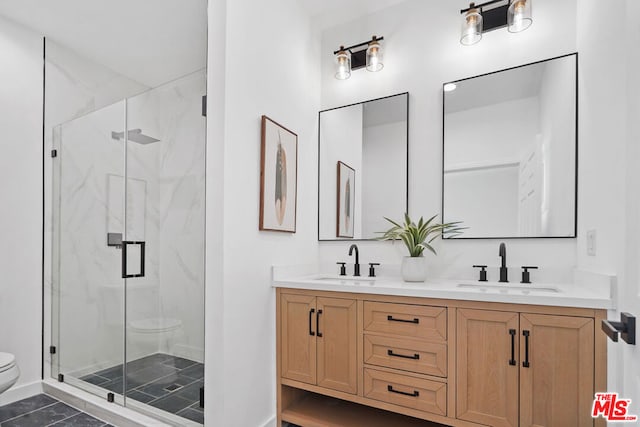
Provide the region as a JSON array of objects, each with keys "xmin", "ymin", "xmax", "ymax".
[
  {"xmin": 280, "ymin": 292, "xmax": 357, "ymax": 394},
  {"xmin": 519, "ymin": 313, "xmax": 595, "ymax": 427},
  {"xmin": 457, "ymin": 309, "xmax": 596, "ymax": 427},
  {"xmin": 277, "ymin": 288, "xmax": 607, "ymax": 427},
  {"xmin": 456, "ymin": 309, "xmax": 520, "ymax": 427}
]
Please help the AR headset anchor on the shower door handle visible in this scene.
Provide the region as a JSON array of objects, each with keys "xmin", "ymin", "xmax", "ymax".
[{"xmin": 122, "ymin": 241, "xmax": 146, "ymax": 278}]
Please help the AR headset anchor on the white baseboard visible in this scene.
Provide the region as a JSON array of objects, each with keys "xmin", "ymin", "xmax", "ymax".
[
  {"xmin": 260, "ymin": 415, "xmax": 276, "ymax": 427},
  {"xmin": 0, "ymin": 380, "xmax": 43, "ymax": 406}
]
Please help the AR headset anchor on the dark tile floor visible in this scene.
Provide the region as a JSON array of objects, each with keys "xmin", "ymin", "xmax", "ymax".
[
  {"xmin": 80, "ymin": 353, "xmax": 204, "ymax": 424},
  {"xmin": 0, "ymin": 394, "xmax": 112, "ymax": 427}
]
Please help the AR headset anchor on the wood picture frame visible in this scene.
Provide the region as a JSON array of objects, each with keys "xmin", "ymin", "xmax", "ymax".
[
  {"xmin": 337, "ymin": 161, "xmax": 355, "ymax": 238},
  {"xmin": 260, "ymin": 115, "xmax": 298, "ymax": 233}
]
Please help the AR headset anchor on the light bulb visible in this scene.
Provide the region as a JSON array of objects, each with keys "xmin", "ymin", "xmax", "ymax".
[
  {"xmin": 366, "ymin": 37, "xmax": 384, "ymax": 72},
  {"xmin": 335, "ymin": 49, "xmax": 351, "ymax": 80},
  {"xmin": 460, "ymin": 5, "xmax": 483, "ymax": 46},
  {"xmin": 508, "ymin": 0, "xmax": 532, "ymax": 33}
]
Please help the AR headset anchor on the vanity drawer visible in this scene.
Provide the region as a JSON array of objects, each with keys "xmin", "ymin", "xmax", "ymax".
[
  {"xmin": 363, "ymin": 368, "xmax": 447, "ymax": 416},
  {"xmin": 363, "ymin": 302, "xmax": 447, "ymax": 341},
  {"xmin": 364, "ymin": 334, "xmax": 447, "ymax": 377}
]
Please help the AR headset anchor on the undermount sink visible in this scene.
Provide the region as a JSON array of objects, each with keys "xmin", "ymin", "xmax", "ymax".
[
  {"xmin": 313, "ymin": 275, "xmax": 376, "ymax": 283},
  {"xmin": 457, "ymin": 282, "xmax": 560, "ymax": 294}
]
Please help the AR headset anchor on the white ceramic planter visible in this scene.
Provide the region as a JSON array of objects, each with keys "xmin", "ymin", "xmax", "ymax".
[{"xmin": 401, "ymin": 256, "xmax": 427, "ymax": 282}]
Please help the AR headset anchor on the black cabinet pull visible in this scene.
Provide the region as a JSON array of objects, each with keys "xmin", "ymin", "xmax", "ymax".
[
  {"xmin": 387, "ymin": 349, "xmax": 419, "ymax": 360},
  {"xmin": 523, "ymin": 330, "xmax": 530, "ymax": 368},
  {"xmin": 387, "ymin": 315, "xmax": 419, "ymax": 324},
  {"xmin": 509, "ymin": 329, "xmax": 516, "ymax": 366},
  {"xmin": 387, "ymin": 385, "xmax": 419, "ymax": 397},
  {"xmin": 317, "ymin": 309, "xmax": 323, "ymax": 337},
  {"xmin": 308, "ymin": 309, "xmax": 315, "ymax": 336}
]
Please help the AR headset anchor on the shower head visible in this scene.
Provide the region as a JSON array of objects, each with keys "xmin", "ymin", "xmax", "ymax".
[{"xmin": 111, "ymin": 129, "xmax": 160, "ymax": 145}]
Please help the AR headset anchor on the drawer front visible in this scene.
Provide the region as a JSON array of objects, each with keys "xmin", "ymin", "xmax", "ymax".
[
  {"xmin": 364, "ymin": 368, "xmax": 447, "ymax": 415},
  {"xmin": 364, "ymin": 302, "xmax": 447, "ymax": 341},
  {"xmin": 364, "ymin": 334, "xmax": 447, "ymax": 377}
]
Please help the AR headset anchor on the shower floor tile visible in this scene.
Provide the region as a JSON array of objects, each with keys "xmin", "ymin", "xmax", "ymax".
[
  {"xmin": 0, "ymin": 394, "xmax": 111, "ymax": 427},
  {"xmin": 80, "ymin": 353, "xmax": 204, "ymax": 424}
]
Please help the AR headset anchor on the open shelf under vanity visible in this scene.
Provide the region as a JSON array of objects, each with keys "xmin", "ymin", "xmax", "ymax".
[{"xmin": 281, "ymin": 387, "xmax": 447, "ymax": 427}]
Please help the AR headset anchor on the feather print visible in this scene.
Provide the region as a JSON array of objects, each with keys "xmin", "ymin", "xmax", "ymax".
[{"xmin": 274, "ymin": 131, "xmax": 287, "ymax": 225}]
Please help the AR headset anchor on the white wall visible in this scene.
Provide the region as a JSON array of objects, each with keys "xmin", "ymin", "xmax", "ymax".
[
  {"xmin": 318, "ymin": 0, "xmax": 578, "ymax": 283},
  {"xmin": 444, "ymin": 97, "xmax": 539, "ymax": 237},
  {"xmin": 204, "ymin": 0, "xmax": 226, "ymax": 423},
  {"xmin": 445, "ymin": 166, "xmax": 520, "ymax": 236},
  {"xmin": 362, "ymin": 120, "xmax": 406, "ymax": 236},
  {"xmin": 538, "ymin": 56, "xmax": 576, "ymax": 236},
  {"xmin": 205, "ymin": 0, "xmax": 321, "ymax": 425},
  {"xmin": 445, "ymin": 97, "xmax": 540, "ymax": 167},
  {"xmin": 576, "ymin": 0, "xmax": 629, "ymax": 397},
  {"xmin": 623, "ymin": 0, "xmax": 640, "ymax": 406},
  {"xmin": 0, "ymin": 15, "xmax": 43, "ymax": 390}
]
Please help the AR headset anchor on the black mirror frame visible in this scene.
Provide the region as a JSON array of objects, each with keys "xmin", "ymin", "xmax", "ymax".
[
  {"xmin": 441, "ymin": 53, "xmax": 579, "ymax": 240},
  {"xmin": 318, "ymin": 92, "xmax": 410, "ymax": 242}
]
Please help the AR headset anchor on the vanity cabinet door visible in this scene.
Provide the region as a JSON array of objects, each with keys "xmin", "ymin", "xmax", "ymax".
[
  {"xmin": 316, "ymin": 297, "xmax": 357, "ymax": 394},
  {"xmin": 456, "ymin": 308, "xmax": 520, "ymax": 427},
  {"xmin": 519, "ymin": 313, "xmax": 594, "ymax": 427},
  {"xmin": 281, "ymin": 293, "xmax": 317, "ymax": 385}
]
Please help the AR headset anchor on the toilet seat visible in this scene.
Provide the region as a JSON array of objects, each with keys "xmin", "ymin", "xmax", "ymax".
[
  {"xmin": 0, "ymin": 353, "xmax": 16, "ymax": 373},
  {"xmin": 129, "ymin": 318, "xmax": 182, "ymax": 334}
]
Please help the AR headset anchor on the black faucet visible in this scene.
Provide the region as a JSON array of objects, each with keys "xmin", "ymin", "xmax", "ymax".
[
  {"xmin": 348, "ymin": 244, "xmax": 360, "ymax": 277},
  {"xmin": 499, "ymin": 242, "xmax": 508, "ymax": 283}
]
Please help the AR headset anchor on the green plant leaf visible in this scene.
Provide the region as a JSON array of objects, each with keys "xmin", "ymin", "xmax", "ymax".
[{"xmin": 376, "ymin": 213, "xmax": 465, "ymax": 256}]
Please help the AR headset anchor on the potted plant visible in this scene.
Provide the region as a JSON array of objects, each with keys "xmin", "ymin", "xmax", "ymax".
[{"xmin": 378, "ymin": 213, "xmax": 464, "ymax": 282}]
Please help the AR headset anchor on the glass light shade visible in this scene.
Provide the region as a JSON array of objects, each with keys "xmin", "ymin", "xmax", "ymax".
[
  {"xmin": 335, "ymin": 50, "xmax": 351, "ymax": 80},
  {"xmin": 460, "ymin": 8, "xmax": 483, "ymax": 46},
  {"xmin": 508, "ymin": 0, "xmax": 532, "ymax": 33},
  {"xmin": 366, "ymin": 39, "xmax": 384, "ymax": 72}
]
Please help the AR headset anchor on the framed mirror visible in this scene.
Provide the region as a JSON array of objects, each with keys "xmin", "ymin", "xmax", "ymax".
[
  {"xmin": 318, "ymin": 93, "xmax": 408, "ymax": 241},
  {"xmin": 442, "ymin": 54, "xmax": 577, "ymax": 239}
]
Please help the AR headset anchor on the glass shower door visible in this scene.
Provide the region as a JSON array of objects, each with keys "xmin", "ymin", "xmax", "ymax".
[
  {"xmin": 51, "ymin": 71, "xmax": 206, "ymax": 426},
  {"xmin": 122, "ymin": 71, "xmax": 206, "ymax": 425},
  {"xmin": 52, "ymin": 100, "xmax": 127, "ymax": 401}
]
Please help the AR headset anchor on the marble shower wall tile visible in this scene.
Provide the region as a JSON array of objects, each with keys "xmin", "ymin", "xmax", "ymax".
[
  {"xmin": 45, "ymin": 40, "xmax": 150, "ymax": 377},
  {"xmin": 127, "ymin": 70, "xmax": 207, "ymax": 360}
]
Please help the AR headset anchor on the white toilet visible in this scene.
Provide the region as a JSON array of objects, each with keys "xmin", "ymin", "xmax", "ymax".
[
  {"xmin": 99, "ymin": 284, "xmax": 184, "ymax": 360},
  {"xmin": 128, "ymin": 318, "xmax": 184, "ymax": 358},
  {"xmin": 0, "ymin": 353, "xmax": 20, "ymax": 395}
]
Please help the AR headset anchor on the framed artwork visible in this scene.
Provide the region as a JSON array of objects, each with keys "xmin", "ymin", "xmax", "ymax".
[
  {"xmin": 336, "ymin": 161, "xmax": 355, "ymax": 238},
  {"xmin": 259, "ymin": 115, "xmax": 298, "ymax": 232}
]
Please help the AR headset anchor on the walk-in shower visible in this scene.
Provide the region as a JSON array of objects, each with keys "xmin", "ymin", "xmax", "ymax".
[{"xmin": 47, "ymin": 37, "xmax": 207, "ymax": 425}]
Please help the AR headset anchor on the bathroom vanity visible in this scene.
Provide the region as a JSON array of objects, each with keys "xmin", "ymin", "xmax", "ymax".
[{"xmin": 274, "ymin": 272, "xmax": 611, "ymax": 427}]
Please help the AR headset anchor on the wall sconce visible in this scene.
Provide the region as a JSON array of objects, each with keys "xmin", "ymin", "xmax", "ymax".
[
  {"xmin": 334, "ymin": 36, "xmax": 384, "ymax": 80},
  {"xmin": 460, "ymin": 0, "xmax": 532, "ymax": 46}
]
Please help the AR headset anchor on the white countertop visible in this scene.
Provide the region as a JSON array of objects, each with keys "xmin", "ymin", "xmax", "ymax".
[{"xmin": 272, "ymin": 265, "xmax": 615, "ymax": 310}]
